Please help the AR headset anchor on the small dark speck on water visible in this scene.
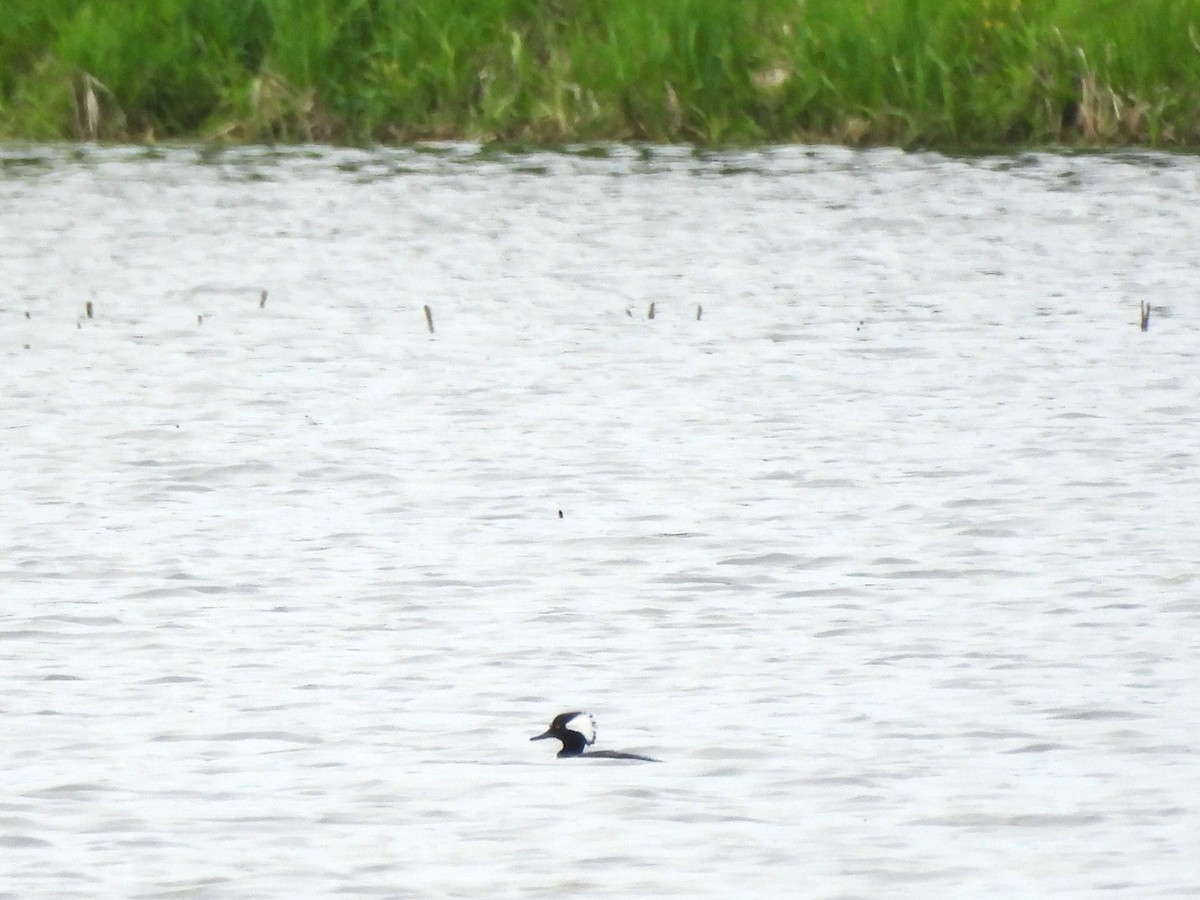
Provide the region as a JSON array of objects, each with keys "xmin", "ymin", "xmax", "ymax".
[{"xmin": 557, "ymin": 509, "xmax": 563, "ymax": 518}]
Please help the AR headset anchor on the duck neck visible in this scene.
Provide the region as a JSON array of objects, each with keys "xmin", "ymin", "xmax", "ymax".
[{"xmin": 556, "ymin": 731, "xmax": 589, "ymax": 757}]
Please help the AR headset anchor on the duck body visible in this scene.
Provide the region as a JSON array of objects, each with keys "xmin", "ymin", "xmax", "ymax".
[{"xmin": 530, "ymin": 711, "xmax": 659, "ymax": 762}]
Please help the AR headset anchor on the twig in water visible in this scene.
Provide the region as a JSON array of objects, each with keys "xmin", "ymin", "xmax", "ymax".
[
  {"xmin": 424, "ymin": 304, "xmax": 435, "ymax": 334},
  {"xmin": 1140, "ymin": 301, "xmax": 1150, "ymax": 332}
]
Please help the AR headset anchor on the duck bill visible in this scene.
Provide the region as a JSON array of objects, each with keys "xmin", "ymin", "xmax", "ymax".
[{"xmin": 530, "ymin": 729, "xmax": 554, "ymax": 742}]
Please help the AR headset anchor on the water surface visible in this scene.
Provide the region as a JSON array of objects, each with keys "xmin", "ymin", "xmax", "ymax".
[{"xmin": 2, "ymin": 144, "xmax": 1199, "ymax": 897}]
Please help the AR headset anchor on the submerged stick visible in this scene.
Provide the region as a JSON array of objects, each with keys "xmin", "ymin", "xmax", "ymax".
[
  {"xmin": 424, "ymin": 304, "xmax": 435, "ymax": 334},
  {"xmin": 1140, "ymin": 301, "xmax": 1150, "ymax": 332}
]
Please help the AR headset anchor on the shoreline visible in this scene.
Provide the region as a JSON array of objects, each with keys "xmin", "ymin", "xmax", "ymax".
[{"xmin": 3, "ymin": 0, "xmax": 1198, "ymax": 150}]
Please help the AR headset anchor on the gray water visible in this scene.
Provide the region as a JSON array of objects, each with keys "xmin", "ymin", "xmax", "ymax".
[{"xmin": 2, "ymin": 144, "xmax": 1199, "ymax": 898}]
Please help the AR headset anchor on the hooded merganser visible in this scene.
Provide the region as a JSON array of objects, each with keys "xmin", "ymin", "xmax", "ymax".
[{"xmin": 530, "ymin": 711, "xmax": 659, "ymax": 761}]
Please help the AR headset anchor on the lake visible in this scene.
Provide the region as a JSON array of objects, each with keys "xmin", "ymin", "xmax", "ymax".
[{"xmin": 2, "ymin": 143, "xmax": 1199, "ymax": 897}]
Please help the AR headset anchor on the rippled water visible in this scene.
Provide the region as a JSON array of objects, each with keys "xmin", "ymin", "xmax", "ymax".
[{"xmin": 2, "ymin": 144, "xmax": 1199, "ymax": 897}]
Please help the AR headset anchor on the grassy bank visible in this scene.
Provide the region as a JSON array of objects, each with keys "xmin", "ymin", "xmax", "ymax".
[{"xmin": 2, "ymin": 0, "xmax": 1199, "ymax": 148}]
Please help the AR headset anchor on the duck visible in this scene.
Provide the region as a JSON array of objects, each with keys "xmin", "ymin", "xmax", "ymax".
[{"xmin": 530, "ymin": 711, "xmax": 658, "ymax": 761}]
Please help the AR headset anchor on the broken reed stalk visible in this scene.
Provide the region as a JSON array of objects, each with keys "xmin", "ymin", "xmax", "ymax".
[
  {"xmin": 1140, "ymin": 301, "xmax": 1150, "ymax": 331},
  {"xmin": 424, "ymin": 304, "xmax": 435, "ymax": 334},
  {"xmin": 73, "ymin": 72, "xmax": 102, "ymax": 141}
]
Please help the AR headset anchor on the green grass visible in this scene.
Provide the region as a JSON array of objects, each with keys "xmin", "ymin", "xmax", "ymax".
[{"xmin": 1, "ymin": 0, "xmax": 1198, "ymax": 147}]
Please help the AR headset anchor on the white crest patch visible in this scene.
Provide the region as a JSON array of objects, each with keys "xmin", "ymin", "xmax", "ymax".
[{"xmin": 565, "ymin": 712, "xmax": 596, "ymax": 746}]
